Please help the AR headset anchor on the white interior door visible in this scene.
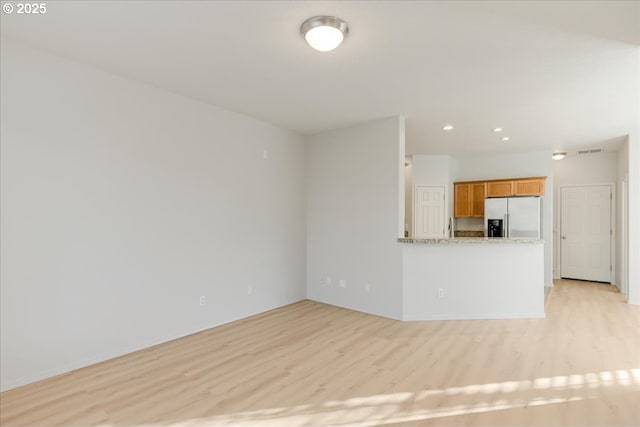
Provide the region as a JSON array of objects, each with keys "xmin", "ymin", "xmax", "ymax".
[
  {"xmin": 560, "ymin": 185, "xmax": 611, "ymax": 282},
  {"xmin": 414, "ymin": 186, "xmax": 445, "ymax": 238}
]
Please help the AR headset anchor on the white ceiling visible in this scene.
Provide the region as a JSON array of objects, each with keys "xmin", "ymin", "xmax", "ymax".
[{"xmin": 1, "ymin": 1, "xmax": 638, "ymax": 156}]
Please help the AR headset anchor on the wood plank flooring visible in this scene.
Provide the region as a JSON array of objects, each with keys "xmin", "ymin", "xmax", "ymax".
[{"xmin": 1, "ymin": 279, "xmax": 639, "ymax": 426}]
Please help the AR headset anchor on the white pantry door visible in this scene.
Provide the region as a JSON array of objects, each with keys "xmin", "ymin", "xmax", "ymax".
[
  {"xmin": 414, "ymin": 186, "xmax": 445, "ymax": 238},
  {"xmin": 560, "ymin": 185, "xmax": 611, "ymax": 283}
]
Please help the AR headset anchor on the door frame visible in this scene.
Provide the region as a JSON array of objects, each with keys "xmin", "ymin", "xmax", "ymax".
[
  {"xmin": 557, "ymin": 183, "xmax": 615, "ymax": 284},
  {"xmin": 620, "ymin": 178, "xmax": 628, "ymax": 297},
  {"xmin": 413, "ymin": 184, "xmax": 448, "ymax": 238}
]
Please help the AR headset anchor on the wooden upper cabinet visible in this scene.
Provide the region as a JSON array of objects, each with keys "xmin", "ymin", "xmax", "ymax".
[
  {"xmin": 454, "ymin": 177, "xmax": 545, "ymax": 217},
  {"xmin": 487, "ymin": 180, "xmax": 514, "ymax": 198},
  {"xmin": 470, "ymin": 182, "xmax": 486, "ymax": 217},
  {"xmin": 485, "ymin": 177, "xmax": 546, "ymax": 197},
  {"xmin": 454, "ymin": 183, "xmax": 471, "ymax": 217},
  {"xmin": 514, "ymin": 178, "xmax": 545, "ymax": 196},
  {"xmin": 454, "ymin": 182, "xmax": 486, "ymax": 218}
]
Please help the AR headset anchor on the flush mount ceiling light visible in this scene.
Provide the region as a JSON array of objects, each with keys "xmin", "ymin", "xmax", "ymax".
[
  {"xmin": 501, "ymin": 136, "xmax": 511, "ymax": 142},
  {"xmin": 552, "ymin": 152, "xmax": 567, "ymax": 160},
  {"xmin": 300, "ymin": 16, "xmax": 349, "ymax": 52},
  {"xmin": 493, "ymin": 127, "xmax": 503, "ymax": 132},
  {"xmin": 442, "ymin": 124, "xmax": 454, "ymax": 131}
]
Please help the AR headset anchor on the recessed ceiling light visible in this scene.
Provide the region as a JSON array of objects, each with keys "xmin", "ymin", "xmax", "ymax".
[
  {"xmin": 300, "ymin": 16, "xmax": 349, "ymax": 52},
  {"xmin": 501, "ymin": 136, "xmax": 511, "ymax": 142},
  {"xmin": 552, "ymin": 152, "xmax": 567, "ymax": 160},
  {"xmin": 442, "ymin": 125, "xmax": 454, "ymax": 131},
  {"xmin": 493, "ymin": 127, "xmax": 503, "ymax": 132}
]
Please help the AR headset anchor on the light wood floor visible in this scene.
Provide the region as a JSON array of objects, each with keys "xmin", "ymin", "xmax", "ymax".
[{"xmin": 1, "ymin": 280, "xmax": 639, "ymax": 426}]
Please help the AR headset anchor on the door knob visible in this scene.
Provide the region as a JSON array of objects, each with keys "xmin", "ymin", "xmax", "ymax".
[{"xmin": 562, "ymin": 236, "xmax": 567, "ymax": 240}]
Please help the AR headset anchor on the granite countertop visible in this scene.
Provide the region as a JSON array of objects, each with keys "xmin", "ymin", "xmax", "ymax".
[{"xmin": 398, "ymin": 237, "xmax": 544, "ymax": 244}]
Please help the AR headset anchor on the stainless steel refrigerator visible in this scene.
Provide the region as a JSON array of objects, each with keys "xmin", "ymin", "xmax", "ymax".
[{"xmin": 484, "ymin": 197, "xmax": 542, "ymax": 239}]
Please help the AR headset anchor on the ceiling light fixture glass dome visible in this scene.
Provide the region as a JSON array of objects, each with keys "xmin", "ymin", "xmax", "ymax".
[
  {"xmin": 552, "ymin": 152, "xmax": 567, "ymax": 160},
  {"xmin": 301, "ymin": 16, "xmax": 349, "ymax": 52}
]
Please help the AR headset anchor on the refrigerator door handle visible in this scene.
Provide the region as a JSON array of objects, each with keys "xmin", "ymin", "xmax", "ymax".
[{"xmin": 504, "ymin": 214, "xmax": 509, "ymax": 238}]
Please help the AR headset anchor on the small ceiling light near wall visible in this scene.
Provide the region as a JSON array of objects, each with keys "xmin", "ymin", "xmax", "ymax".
[
  {"xmin": 442, "ymin": 124, "xmax": 454, "ymax": 131},
  {"xmin": 493, "ymin": 127, "xmax": 503, "ymax": 132},
  {"xmin": 501, "ymin": 136, "xmax": 511, "ymax": 142},
  {"xmin": 300, "ymin": 16, "xmax": 349, "ymax": 52},
  {"xmin": 552, "ymin": 152, "xmax": 567, "ymax": 160}
]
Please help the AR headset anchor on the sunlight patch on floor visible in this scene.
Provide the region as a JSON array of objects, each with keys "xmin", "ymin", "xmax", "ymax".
[{"xmin": 92, "ymin": 368, "xmax": 640, "ymax": 427}]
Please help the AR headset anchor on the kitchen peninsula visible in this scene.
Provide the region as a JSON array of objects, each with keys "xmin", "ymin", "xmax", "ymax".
[{"xmin": 398, "ymin": 237, "xmax": 545, "ymax": 320}]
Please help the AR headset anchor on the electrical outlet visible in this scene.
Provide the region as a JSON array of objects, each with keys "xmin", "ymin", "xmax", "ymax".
[
  {"xmin": 326, "ymin": 276, "xmax": 332, "ymax": 285},
  {"xmin": 247, "ymin": 285, "xmax": 253, "ymax": 295},
  {"xmin": 437, "ymin": 288, "xmax": 444, "ymax": 298},
  {"xmin": 365, "ymin": 283, "xmax": 371, "ymax": 293},
  {"xmin": 339, "ymin": 279, "xmax": 346, "ymax": 289},
  {"xmin": 262, "ymin": 149, "xmax": 269, "ymax": 159},
  {"xmin": 199, "ymin": 296, "xmax": 206, "ymax": 306}
]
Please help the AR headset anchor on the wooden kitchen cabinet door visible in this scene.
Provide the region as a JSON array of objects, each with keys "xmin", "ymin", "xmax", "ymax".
[
  {"xmin": 487, "ymin": 180, "xmax": 514, "ymax": 198},
  {"xmin": 514, "ymin": 178, "xmax": 545, "ymax": 196},
  {"xmin": 470, "ymin": 182, "xmax": 486, "ymax": 217},
  {"xmin": 454, "ymin": 183, "xmax": 471, "ymax": 217},
  {"xmin": 455, "ymin": 182, "xmax": 486, "ymax": 217}
]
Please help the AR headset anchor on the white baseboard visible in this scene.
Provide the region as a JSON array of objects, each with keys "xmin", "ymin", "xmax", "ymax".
[
  {"xmin": 1, "ymin": 332, "xmax": 191, "ymax": 392},
  {"xmin": 402, "ymin": 312, "xmax": 545, "ymax": 321},
  {"xmin": 307, "ymin": 296, "xmax": 403, "ymax": 321},
  {"xmin": 0, "ymin": 299, "xmax": 305, "ymax": 392}
]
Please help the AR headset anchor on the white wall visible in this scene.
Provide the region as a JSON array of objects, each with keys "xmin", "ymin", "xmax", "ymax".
[
  {"xmin": 306, "ymin": 117, "xmax": 405, "ymax": 320},
  {"xmin": 0, "ymin": 39, "xmax": 307, "ymax": 391},
  {"xmin": 617, "ymin": 143, "xmax": 629, "ymax": 296},
  {"xmin": 454, "ymin": 150, "xmax": 554, "ymax": 286},
  {"xmin": 553, "ymin": 151, "xmax": 618, "ymax": 283},
  {"xmin": 412, "ymin": 155, "xmax": 453, "ymax": 185},
  {"xmin": 626, "ymin": 134, "xmax": 640, "ymax": 305},
  {"xmin": 554, "ymin": 151, "xmax": 618, "ymax": 185},
  {"xmin": 403, "ymin": 242, "xmax": 544, "ymax": 320}
]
